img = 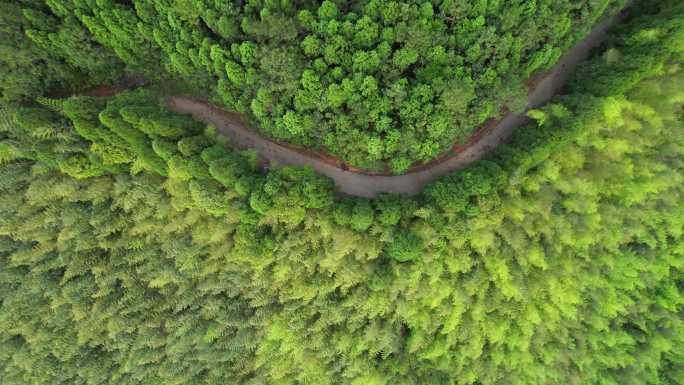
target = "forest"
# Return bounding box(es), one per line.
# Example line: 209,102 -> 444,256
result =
1,0 -> 684,384
1,0 -> 629,171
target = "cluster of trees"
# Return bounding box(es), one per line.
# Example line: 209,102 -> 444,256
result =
0,1 -> 123,103
2,87 -> 337,230
1,2 -> 683,384
5,0 -> 626,172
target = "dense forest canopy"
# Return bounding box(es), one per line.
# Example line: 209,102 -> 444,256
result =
1,1 -> 684,385
1,0 -> 628,172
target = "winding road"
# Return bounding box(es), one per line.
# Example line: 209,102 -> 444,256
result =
166,8 -> 628,198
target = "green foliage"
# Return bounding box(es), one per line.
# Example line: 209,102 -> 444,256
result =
8,0 -> 627,172
0,1 -> 123,102
0,3 -> 683,385
386,230 -> 423,262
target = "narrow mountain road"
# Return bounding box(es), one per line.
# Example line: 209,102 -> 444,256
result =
167,8 -> 628,198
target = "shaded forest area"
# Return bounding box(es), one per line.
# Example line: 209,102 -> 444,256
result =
1,1 -> 683,384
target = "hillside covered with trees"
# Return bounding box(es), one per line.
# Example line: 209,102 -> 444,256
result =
2,0 -> 630,171
1,1 -> 683,385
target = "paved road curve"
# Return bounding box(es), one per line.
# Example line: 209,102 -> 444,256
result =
167,8 -> 628,198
